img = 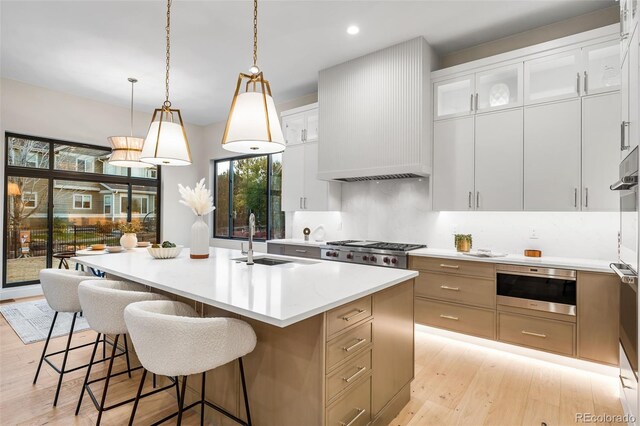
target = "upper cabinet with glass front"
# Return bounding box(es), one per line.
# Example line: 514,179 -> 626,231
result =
434,75 -> 474,120
524,49 -> 582,104
281,103 -> 319,146
583,39 -> 621,95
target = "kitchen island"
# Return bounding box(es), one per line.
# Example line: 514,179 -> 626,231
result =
74,247 -> 417,426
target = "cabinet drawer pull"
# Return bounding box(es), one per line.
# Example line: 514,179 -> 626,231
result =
439,264 -> 460,270
342,309 -> 367,322
342,366 -> 366,383
440,285 -> 460,291
340,408 -> 366,426
521,330 -> 547,338
295,249 -> 307,253
468,191 -> 472,208
474,93 -> 479,111
576,72 -> 580,94
470,94 -> 474,112
620,375 -> 634,390
342,338 -> 366,352
439,314 -> 459,321
583,71 -> 588,94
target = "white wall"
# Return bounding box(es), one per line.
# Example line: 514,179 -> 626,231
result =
289,179 -> 619,261
0,78 -> 203,295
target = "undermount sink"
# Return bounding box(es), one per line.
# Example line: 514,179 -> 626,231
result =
234,256 -> 294,266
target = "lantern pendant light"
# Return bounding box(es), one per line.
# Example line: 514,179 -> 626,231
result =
107,78 -> 151,168
221,0 -> 285,154
140,0 -> 192,166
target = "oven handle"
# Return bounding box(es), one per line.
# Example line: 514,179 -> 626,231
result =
610,175 -> 638,190
610,263 -> 638,285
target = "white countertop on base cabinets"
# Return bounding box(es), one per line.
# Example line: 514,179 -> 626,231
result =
410,248 -> 614,274
73,247 -> 417,328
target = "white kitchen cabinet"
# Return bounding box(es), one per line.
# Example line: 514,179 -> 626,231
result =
524,99 -> 582,211
583,40 -> 621,95
628,27 -> 639,154
524,49 -> 582,105
475,109 -> 523,211
582,92 -> 622,212
433,117 -> 475,211
434,75 -> 474,120
281,141 -> 341,211
281,103 -> 319,146
475,63 -> 523,113
620,0 -> 638,63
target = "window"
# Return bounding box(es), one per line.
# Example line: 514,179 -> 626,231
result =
73,194 -> 92,209
76,157 -> 93,173
104,194 -> 112,214
213,154 -> 285,241
22,192 -> 37,208
121,194 -> 149,215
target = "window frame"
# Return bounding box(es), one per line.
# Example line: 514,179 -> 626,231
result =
3,132 -> 162,289
73,194 -> 92,210
213,153 -> 283,242
21,191 -> 37,209
75,157 -> 94,173
104,194 -> 113,215
121,193 -> 149,215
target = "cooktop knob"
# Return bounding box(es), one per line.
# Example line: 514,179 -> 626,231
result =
391,258 -> 397,264
332,252 -> 339,257
370,256 -> 377,262
362,255 -> 369,261
346,253 -> 354,260
383,257 -> 390,263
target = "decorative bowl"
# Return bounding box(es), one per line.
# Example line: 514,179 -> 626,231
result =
106,246 -> 124,253
91,244 -> 106,251
137,241 -> 151,248
147,245 -> 183,259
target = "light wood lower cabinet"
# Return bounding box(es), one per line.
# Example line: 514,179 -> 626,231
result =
415,297 -> 496,339
326,376 -> 372,426
415,271 -> 495,308
409,256 -> 494,278
498,311 -> 576,356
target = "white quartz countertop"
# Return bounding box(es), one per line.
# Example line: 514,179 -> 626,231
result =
409,248 -> 614,274
267,239 -> 327,247
73,247 -> 417,328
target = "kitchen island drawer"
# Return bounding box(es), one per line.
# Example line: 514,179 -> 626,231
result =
415,272 -> 495,308
326,296 -> 372,338
326,349 -> 372,403
326,375 -> 372,426
415,298 -> 495,339
327,321 -> 372,370
283,244 -> 321,259
409,256 -> 494,278
498,312 -> 575,356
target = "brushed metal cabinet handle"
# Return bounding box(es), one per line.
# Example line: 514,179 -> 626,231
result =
468,191 -> 472,209
476,191 -> 480,209
576,72 -> 580,94
342,338 -> 366,352
470,94 -> 474,112
299,197 -> 303,209
440,314 -> 459,321
295,249 -> 307,253
440,285 -> 460,291
340,408 -> 366,426
474,93 -> 479,111
342,309 -> 367,322
304,197 -> 307,209
585,187 -> 589,208
440,264 -> 460,270
522,330 -> 547,338
622,121 -> 630,151
583,71 -> 588,94
342,366 -> 366,383
574,188 -> 578,208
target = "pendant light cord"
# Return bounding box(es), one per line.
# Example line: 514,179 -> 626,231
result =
253,0 -> 258,68
164,0 -> 172,108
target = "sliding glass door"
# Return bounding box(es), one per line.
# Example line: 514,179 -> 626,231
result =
3,133 -> 161,287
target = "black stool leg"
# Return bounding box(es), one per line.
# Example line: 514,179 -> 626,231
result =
174,376 -> 180,403
128,368 -> 147,426
153,373 -> 157,388
176,376 -> 188,426
200,372 -> 206,426
123,334 -> 132,378
52,312 -> 77,406
76,333 -> 101,415
33,311 -> 58,384
239,358 -> 252,426
96,334 -> 120,426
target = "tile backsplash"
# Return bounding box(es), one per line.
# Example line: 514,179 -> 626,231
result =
288,179 -> 618,260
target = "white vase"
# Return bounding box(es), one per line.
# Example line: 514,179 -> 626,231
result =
190,215 -> 210,259
120,233 -> 138,250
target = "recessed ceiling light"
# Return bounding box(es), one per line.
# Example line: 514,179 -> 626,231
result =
347,25 -> 360,35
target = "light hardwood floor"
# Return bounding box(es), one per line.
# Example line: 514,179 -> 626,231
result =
0,297 -> 625,426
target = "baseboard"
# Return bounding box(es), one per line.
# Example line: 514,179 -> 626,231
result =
0,284 -> 43,301
416,324 -> 618,378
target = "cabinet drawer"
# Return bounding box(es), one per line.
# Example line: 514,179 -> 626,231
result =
409,256 -> 494,278
327,321 -> 372,370
326,376 -> 371,426
415,298 -> 495,339
283,244 -> 321,259
267,243 -> 285,255
326,349 -> 372,403
415,272 -> 495,308
326,296 -> 372,338
498,312 -> 575,356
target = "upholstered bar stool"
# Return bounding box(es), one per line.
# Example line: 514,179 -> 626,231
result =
76,280 -> 171,426
34,269 -> 110,407
124,300 -> 257,426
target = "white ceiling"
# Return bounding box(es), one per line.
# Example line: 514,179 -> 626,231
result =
1,0 -> 614,126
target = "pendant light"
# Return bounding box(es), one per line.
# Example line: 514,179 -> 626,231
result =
140,0 -> 192,166
108,78 -> 151,168
221,0 -> 285,154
